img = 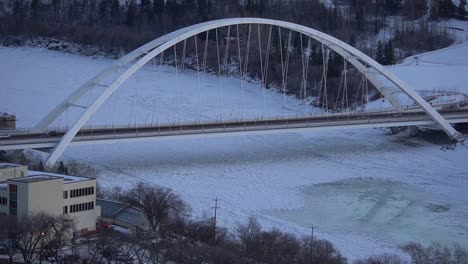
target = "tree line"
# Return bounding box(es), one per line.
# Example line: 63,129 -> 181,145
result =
1,181 -> 468,263
0,0 -> 459,109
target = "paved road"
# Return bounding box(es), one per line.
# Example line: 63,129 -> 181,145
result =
1,110 -> 468,151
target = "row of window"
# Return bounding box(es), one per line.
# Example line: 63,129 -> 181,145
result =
9,185 -> 17,216
64,187 -> 94,199
0,197 -> 7,205
9,184 -> 17,193
66,202 -> 95,214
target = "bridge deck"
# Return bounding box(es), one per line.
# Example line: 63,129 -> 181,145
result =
1,110 -> 468,151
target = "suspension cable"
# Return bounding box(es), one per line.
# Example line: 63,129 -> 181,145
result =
203,30 -> 209,79
321,44 -> 330,117
278,27 -> 286,113
151,57 -> 156,126
134,74 -> 138,130
243,24 -> 252,79
353,77 -> 364,109
223,26 -> 231,121
181,39 -> 187,72
264,25 -> 272,91
243,25 -> 252,120
223,25 -> 231,77
195,34 -> 202,124
334,59 -> 346,111
344,60 -> 349,117
283,30 -> 292,117
215,28 -> 222,122
236,24 -> 244,118
304,37 -> 311,116
174,45 -> 181,124
257,24 -> 266,118
300,34 -> 306,115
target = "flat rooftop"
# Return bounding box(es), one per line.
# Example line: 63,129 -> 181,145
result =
6,172 -> 94,184
0,163 -> 94,184
0,163 -> 25,169
9,173 -> 94,184
28,170 -> 94,184
9,174 -> 62,183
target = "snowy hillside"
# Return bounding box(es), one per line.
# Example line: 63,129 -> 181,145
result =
1,32 -> 468,260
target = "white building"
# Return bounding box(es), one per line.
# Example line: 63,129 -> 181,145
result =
0,163 -> 101,233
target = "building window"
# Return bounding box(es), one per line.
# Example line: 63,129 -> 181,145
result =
69,202 -> 95,213
0,197 -> 7,205
63,191 -> 68,199
69,187 -> 95,198
9,184 -> 17,193
63,206 -> 68,214
9,184 -> 17,216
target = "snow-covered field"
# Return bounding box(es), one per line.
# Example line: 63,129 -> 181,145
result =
1,29 -> 468,259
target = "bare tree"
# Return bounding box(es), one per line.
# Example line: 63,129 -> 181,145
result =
401,242 -> 429,264
235,216 -> 262,260
401,242 -> 468,264
10,213 -> 73,264
0,216 -> 18,264
40,216 -> 74,263
65,160 -> 100,178
354,253 -> 408,264
297,237 -> 347,264
122,181 -> 191,234
235,217 -> 302,264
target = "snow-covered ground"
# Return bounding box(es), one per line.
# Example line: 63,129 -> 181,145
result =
1,30 -> 468,260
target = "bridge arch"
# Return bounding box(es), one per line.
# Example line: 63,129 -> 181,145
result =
38,18 -> 464,168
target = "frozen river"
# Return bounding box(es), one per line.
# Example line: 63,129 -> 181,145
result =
2,45 -> 468,260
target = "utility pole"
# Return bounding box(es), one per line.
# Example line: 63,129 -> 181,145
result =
310,225 -> 316,245
212,197 -> 220,242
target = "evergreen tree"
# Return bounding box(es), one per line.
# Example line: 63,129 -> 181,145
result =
459,0 -> 467,17
11,0 -> 26,17
349,35 -> 357,47
126,0 -> 137,27
30,0 -> 40,17
197,0 -> 211,20
38,161 -> 45,171
110,0 -> 120,21
402,0 -> 427,20
439,0 -> 456,18
376,41 -> 385,64
98,0 -> 109,21
354,6 -> 365,31
139,0 -> 152,18
153,0 -> 165,16
384,41 -> 396,65
385,0 -> 402,15
58,161 -> 66,174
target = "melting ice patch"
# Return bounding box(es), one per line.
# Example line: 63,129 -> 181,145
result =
270,177 -> 468,248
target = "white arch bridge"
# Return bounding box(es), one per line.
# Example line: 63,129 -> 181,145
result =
1,18 -> 467,168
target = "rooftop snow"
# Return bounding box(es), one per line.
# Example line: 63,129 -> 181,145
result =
28,170 -> 94,184
0,163 -> 25,169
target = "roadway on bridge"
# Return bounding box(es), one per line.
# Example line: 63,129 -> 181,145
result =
1,110 -> 468,151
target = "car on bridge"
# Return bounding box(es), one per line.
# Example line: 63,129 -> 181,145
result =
0,133 -> 11,139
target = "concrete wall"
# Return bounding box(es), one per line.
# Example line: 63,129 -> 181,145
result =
63,179 -> 100,231
3,174 -> 100,232
0,165 -> 28,182
0,115 -> 16,130
26,178 -> 63,217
